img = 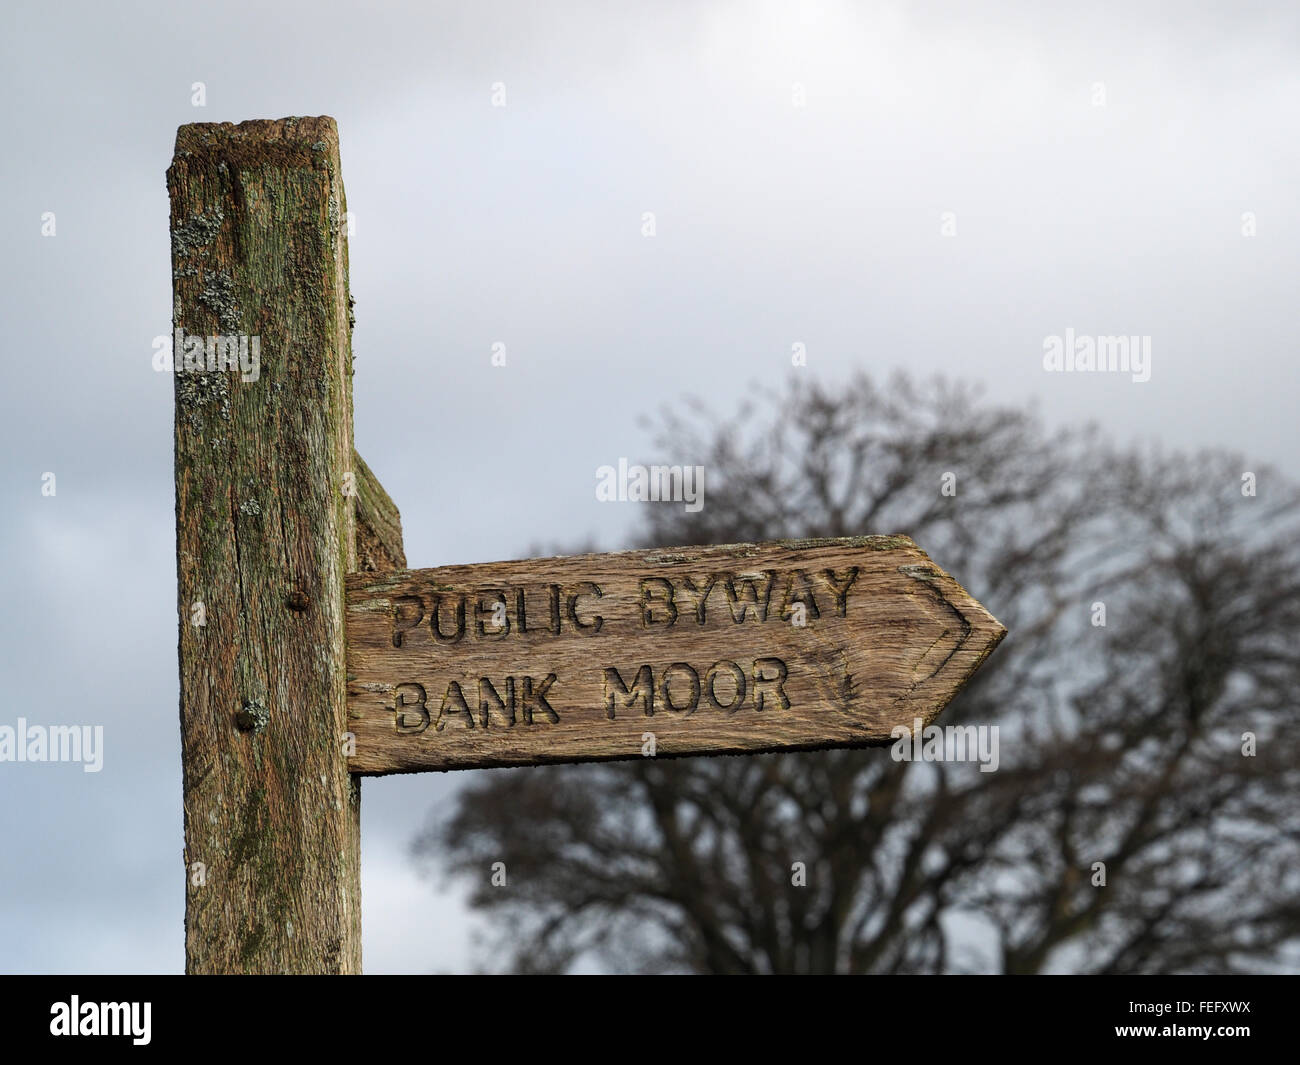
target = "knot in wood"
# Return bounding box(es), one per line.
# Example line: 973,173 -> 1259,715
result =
235,700 -> 269,733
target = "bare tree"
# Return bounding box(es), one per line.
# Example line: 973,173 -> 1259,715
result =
413,373 -> 1300,973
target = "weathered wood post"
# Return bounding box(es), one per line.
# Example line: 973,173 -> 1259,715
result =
169,117 -> 401,974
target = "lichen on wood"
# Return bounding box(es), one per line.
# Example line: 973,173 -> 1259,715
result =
170,116 -> 365,974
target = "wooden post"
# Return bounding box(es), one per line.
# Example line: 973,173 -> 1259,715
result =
169,117 -> 379,973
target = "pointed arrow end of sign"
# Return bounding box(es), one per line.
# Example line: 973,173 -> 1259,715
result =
884,557 -> 1007,737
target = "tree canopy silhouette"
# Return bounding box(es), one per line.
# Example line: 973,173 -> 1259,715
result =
413,372 -> 1300,974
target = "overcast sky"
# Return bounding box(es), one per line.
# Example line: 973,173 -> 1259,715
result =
1,0 -> 1297,973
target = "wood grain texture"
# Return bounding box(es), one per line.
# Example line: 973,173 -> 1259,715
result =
353,450 -> 406,572
170,116 -> 362,973
345,536 -> 1005,775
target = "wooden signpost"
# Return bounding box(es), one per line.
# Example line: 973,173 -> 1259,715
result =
169,117 -> 1005,974
347,538 -> 1004,774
